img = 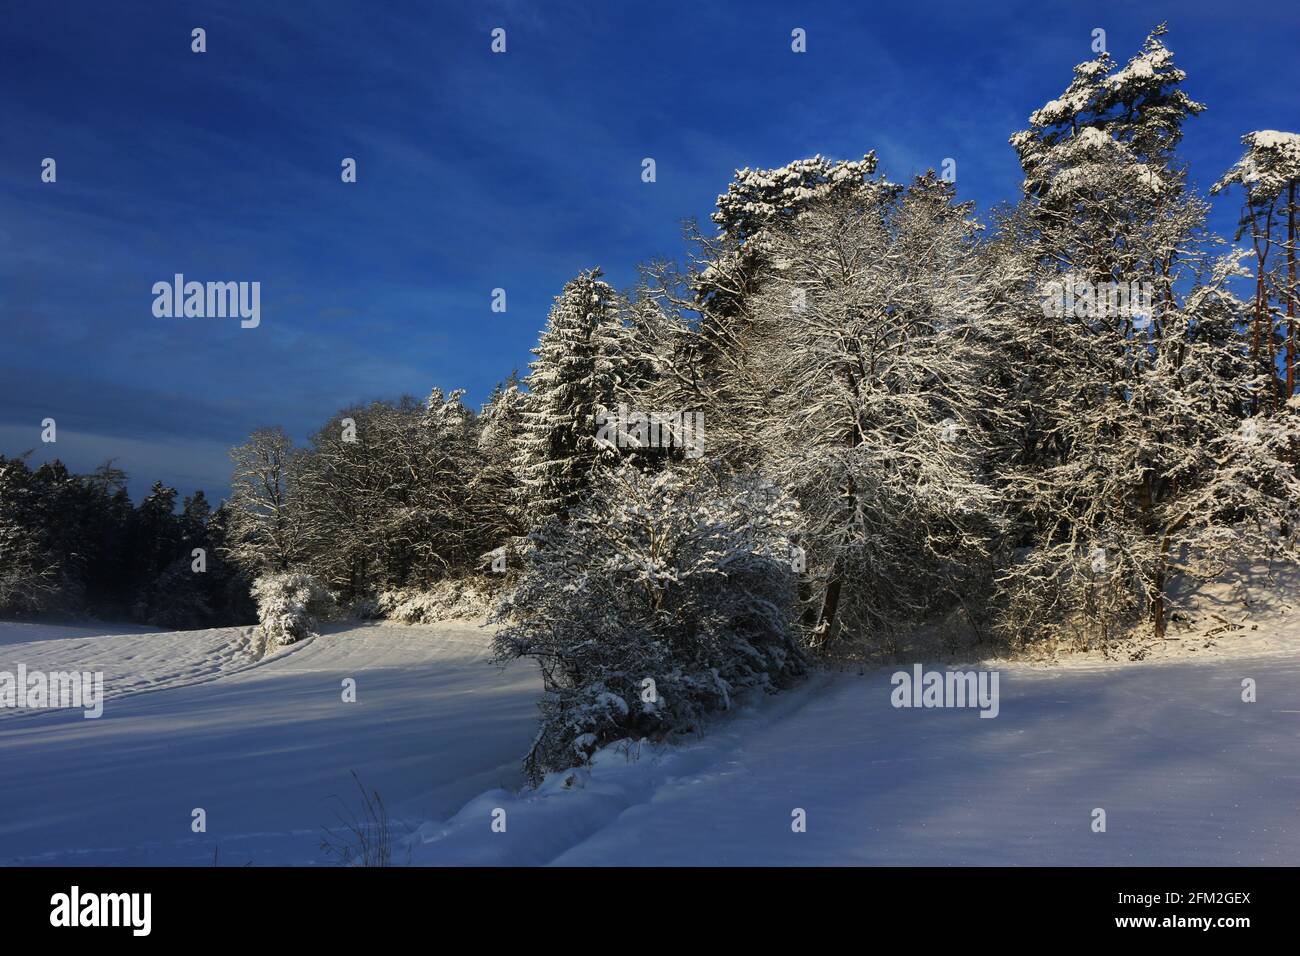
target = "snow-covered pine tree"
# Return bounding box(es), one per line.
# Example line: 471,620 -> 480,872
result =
476,372 -> 528,543
516,268 -> 623,525
0,455 -> 59,614
417,386 -> 493,572
1212,130 -> 1300,403
1010,22 -> 1204,202
988,25 -> 1297,643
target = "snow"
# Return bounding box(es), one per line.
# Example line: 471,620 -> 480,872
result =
411,640 -> 1300,866
1106,51 -> 1159,89
1213,130 -> 1300,198
1072,126 -> 1113,150
0,620 -> 252,701
4,588 -> 1299,866
1247,130 -> 1300,151
0,620 -> 541,865
1029,86 -> 1095,129
406,568 -> 1300,866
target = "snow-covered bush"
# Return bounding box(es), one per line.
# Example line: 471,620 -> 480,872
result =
251,571 -> 334,650
492,464 -> 805,784
347,595 -> 382,621
375,578 -> 498,624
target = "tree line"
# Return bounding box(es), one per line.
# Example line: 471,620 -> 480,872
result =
0,457 -> 252,627
4,23 -> 1298,778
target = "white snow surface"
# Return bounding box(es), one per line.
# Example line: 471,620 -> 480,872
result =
411,652 -> 1300,866
3,606 -> 1298,866
406,569 -> 1300,866
0,620 -> 541,865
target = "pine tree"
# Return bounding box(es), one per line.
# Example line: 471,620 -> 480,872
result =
0,455 -> 59,614
516,269 -> 623,524
988,25 -> 1296,642
127,481 -> 182,618
477,372 -> 528,542
1212,130 -> 1300,404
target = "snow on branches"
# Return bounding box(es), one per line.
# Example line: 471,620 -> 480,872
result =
491,465 -> 803,783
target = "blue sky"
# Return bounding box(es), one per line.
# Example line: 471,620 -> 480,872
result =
2,0 -> 1296,502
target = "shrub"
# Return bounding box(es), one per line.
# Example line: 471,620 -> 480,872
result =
374,578 -> 497,624
251,571 -> 334,650
493,464 -> 805,784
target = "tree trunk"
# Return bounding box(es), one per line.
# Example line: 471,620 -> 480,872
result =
798,579 -> 818,628
815,394 -> 865,645
1152,572 -> 1166,639
1247,202 -> 1270,411
816,575 -> 843,644
1288,180 -> 1296,398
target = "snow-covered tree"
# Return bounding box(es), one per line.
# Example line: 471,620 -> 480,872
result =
516,269 -> 623,524
417,386 -> 496,570
1010,22 -> 1204,201
679,156 -> 899,469
0,455 -> 59,614
476,372 -> 528,541
987,26 -> 1298,643
744,173 -> 1003,643
225,427 -> 306,574
712,153 -> 885,245
479,373 -> 526,457
292,393 -> 488,596
1212,130 -> 1300,403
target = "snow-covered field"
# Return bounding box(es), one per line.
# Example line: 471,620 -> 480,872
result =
2,614 -> 1298,866
414,654 -> 1300,866
0,620 -> 541,865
